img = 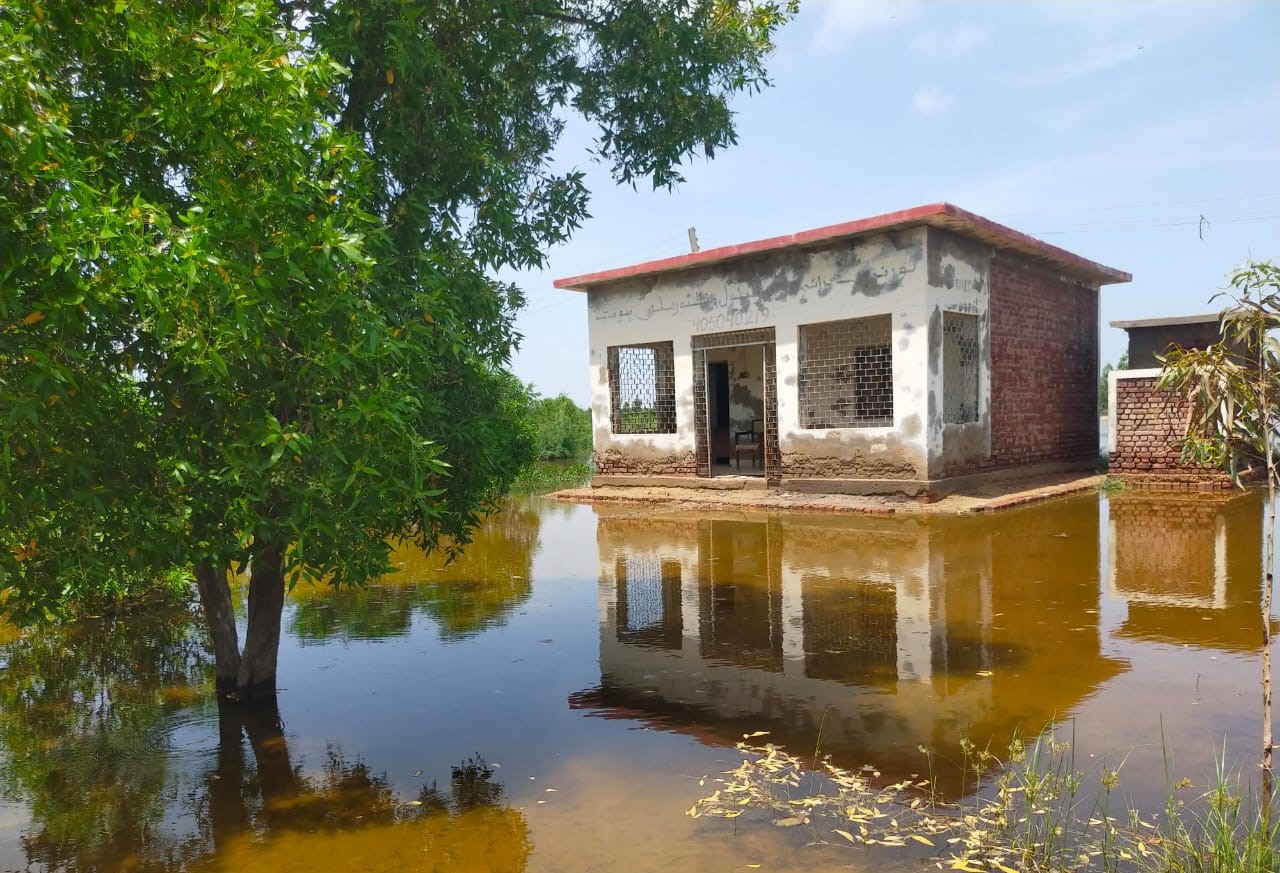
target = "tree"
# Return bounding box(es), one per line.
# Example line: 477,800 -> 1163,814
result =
1157,260 -> 1278,778
0,1 -> 795,700
527,390 -> 593,461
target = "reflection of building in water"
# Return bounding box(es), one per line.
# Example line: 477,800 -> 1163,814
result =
1107,491 -> 1267,652
573,503 -> 1127,788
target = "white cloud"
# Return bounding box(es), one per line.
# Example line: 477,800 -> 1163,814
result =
911,23 -> 987,58
808,0 -> 921,53
911,85 -> 955,117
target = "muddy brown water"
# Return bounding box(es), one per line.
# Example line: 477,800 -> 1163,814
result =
0,491 -> 1274,872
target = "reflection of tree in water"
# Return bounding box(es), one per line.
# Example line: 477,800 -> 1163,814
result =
395,755 -> 531,873
0,606 -> 210,873
289,500 -> 540,643
0,611 -> 529,873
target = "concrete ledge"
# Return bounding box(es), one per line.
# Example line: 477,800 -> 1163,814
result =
928,459 -> 1100,498
781,477 -> 927,497
554,470 -> 1107,516
591,474 -> 768,491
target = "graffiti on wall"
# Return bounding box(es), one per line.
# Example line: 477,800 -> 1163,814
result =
591,261 -> 922,332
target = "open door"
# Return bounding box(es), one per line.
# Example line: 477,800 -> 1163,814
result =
692,329 -> 778,482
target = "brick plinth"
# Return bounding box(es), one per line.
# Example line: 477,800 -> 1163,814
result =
593,449 -> 698,477
781,452 -> 917,480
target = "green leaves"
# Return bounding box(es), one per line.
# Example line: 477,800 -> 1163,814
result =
1156,260 -> 1280,485
1,0 -> 790,626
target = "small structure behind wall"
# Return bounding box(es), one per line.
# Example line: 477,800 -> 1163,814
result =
1107,314 -> 1235,490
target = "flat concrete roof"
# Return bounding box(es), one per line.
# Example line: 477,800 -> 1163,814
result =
555,202 -> 1133,291
1109,313 -> 1220,329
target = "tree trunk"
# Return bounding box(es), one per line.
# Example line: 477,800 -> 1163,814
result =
236,543 -> 286,702
194,559 -> 242,698
1261,296 -> 1274,780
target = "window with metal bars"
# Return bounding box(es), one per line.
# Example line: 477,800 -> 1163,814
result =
798,315 -> 894,428
942,312 -> 980,424
607,342 -> 677,434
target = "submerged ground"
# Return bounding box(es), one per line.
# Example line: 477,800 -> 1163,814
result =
0,490 -> 1273,872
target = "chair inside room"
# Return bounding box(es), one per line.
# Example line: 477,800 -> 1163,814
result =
733,418 -> 764,470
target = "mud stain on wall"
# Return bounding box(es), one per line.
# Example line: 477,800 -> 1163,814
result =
782,431 -> 925,480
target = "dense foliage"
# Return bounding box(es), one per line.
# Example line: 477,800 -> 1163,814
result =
526,389 -> 592,461
0,0 -> 794,698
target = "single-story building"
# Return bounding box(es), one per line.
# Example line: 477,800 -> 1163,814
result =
1107,313 -> 1238,490
555,203 -> 1131,496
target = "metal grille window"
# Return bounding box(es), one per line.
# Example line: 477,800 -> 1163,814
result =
607,342 -> 676,434
798,315 -> 894,429
942,312 -> 980,424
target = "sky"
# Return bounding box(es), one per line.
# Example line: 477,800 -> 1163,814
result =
506,0 -> 1280,404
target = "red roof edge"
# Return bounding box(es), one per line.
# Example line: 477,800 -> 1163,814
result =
553,202 -> 1132,291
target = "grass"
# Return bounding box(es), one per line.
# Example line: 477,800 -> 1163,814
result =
1099,476 -> 1128,494
508,460 -> 592,494
688,724 -> 1278,873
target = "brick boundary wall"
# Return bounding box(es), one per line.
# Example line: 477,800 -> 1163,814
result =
944,257 -> 1100,477
1108,372 -> 1233,490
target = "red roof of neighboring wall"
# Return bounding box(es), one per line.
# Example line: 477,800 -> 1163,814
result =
554,202 -> 1132,291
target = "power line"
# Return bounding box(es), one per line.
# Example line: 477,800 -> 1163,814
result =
1031,213 -> 1280,236
993,191 -> 1280,220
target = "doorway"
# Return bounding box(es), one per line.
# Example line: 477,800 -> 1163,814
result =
692,328 -> 780,483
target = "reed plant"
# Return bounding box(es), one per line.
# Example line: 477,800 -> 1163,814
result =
689,724 -> 1278,873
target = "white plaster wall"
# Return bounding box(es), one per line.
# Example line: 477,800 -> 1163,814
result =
585,228 -> 934,471
925,230 -> 993,476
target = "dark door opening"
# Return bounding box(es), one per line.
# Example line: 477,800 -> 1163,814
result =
708,361 -> 731,464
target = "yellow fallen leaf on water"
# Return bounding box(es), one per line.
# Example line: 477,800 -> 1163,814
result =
909,834 -> 934,846
995,865 -> 1020,873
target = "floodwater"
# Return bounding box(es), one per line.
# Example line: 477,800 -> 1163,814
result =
0,491 -> 1275,872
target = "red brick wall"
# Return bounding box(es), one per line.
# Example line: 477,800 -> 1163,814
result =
1110,375 -> 1233,489
944,257 -> 1099,476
